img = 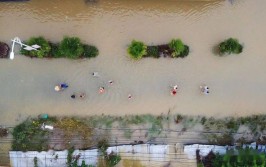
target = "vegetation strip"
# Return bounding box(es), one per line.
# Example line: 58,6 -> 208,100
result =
127,39 -> 189,60
9,114 -> 266,152
197,148 -> 266,167
20,36 -> 99,59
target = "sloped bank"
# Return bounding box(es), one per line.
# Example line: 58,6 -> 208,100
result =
11,114 -> 266,152
9,114 -> 266,166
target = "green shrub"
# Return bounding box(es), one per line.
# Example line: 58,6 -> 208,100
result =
106,153 -> 121,167
211,148 -> 266,167
219,38 -> 243,55
83,44 -> 99,58
67,147 -> 75,167
147,46 -> 159,58
50,43 -> 63,58
12,119 -> 49,151
97,139 -> 109,154
174,114 -> 183,124
127,40 -> 147,60
168,39 -> 185,58
20,37 -> 51,58
59,37 -> 84,59
34,157 -> 38,167
200,117 -> 207,125
179,45 -> 189,58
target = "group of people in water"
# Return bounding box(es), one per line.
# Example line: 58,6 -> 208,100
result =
54,72 -> 209,99
54,83 -> 86,99
170,85 -> 210,95
54,72 -> 133,100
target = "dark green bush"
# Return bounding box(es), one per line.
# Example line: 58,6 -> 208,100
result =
174,114 -> 183,124
34,157 -> 38,167
50,43 -> 63,58
106,153 -> 121,167
83,44 -> 99,58
179,45 -> 189,58
67,147 -> 75,167
12,119 -> 49,151
219,38 -> 243,55
59,37 -> 84,59
211,148 -> 266,167
168,39 -> 185,58
147,46 -> 159,58
127,40 -> 147,60
20,37 -> 51,58
97,139 -> 109,154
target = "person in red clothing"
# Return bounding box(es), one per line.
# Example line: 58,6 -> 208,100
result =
171,89 -> 177,96
171,85 -> 178,96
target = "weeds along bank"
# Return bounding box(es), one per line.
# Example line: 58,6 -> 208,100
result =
2,113 -> 265,166
7,114 -> 266,152
196,148 -> 266,167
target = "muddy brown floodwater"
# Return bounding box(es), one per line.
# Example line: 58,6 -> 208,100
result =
0,0 -> 266,126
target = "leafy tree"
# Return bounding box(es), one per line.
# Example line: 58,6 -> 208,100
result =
212,153 -> 223,167
168,39 -> 185,57
20,37 -> 51,58
12,119 -> 49,151
179,45 -> 190,58
219,38 -> 243,55
127,40 -> 147,60
83,44 -> 99,58
106,153 -> 121,167
59,37 -> 84,59
97,139 -> 121,167
97,139 -> 109,155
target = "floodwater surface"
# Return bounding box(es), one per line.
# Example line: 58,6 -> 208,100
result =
0,0 -> 266,126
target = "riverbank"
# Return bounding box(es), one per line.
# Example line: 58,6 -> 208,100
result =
3,113 -> 266,166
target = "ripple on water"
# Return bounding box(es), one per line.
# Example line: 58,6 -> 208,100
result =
0,0 -> 224,22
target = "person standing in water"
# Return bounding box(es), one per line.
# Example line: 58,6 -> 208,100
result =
200,85 -> 210,95
99,87 -> 105,94
170,85 -> 178,96
108,80 -> 113,85
54,83 -> 69,92
92,72 -> 100,77
71,93 -> 86,99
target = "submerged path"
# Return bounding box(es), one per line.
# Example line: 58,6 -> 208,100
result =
0,0 -> 266,125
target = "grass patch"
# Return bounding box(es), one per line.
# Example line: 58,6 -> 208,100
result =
12,118 -> 56,151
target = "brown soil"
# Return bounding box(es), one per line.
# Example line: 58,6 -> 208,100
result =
0,127 -> 8,137
0,42 -> 9,58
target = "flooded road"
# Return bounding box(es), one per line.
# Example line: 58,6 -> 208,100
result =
0,0 -> 266,126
